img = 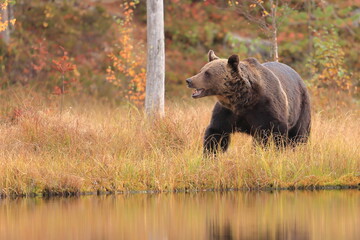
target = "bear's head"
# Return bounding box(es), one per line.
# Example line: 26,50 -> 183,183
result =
186,50 -> 252,99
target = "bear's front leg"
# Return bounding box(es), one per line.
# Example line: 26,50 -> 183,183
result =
203,103 -> 234,156
204,127 -> 231,155
252,122 -> 288,149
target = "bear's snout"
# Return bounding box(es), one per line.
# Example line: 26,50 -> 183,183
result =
186,78 -> 193,88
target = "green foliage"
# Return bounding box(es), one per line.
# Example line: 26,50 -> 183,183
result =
224,33 -> 269,60
307,26 -> 353,102
164,1 -> 240,52
1,0 -> 16,4
224,33 -> 248,56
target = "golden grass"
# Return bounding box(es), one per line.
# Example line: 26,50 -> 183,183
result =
0,89 -> 359,196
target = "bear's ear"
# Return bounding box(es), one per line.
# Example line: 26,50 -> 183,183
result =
208,50 -> 219,62
228,54 -> 239,71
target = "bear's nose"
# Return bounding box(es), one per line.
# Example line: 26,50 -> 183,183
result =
186,78 -> 193,87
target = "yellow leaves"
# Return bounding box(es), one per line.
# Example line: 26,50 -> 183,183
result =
0,0 -> 16,32
107,0 -> 146,106
44,5 -> 54,19
128,69 -> 135,77
0,1 -> 8,10
0,18 -> 16,32
228,0 -> 240,6
262,10 -> 269,17
250,4 -> 257,8
0,22 -> 7,32
73,65 -> 80,77
43,22 -> 49,28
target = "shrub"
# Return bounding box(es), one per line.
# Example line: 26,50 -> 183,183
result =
106,0 -> 146,106
307,26 -> 355,106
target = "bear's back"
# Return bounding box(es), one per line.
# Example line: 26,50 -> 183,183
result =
261,62 -> 308,128
262,62 -> 304,87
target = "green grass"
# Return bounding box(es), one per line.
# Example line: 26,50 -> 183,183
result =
0,89 -> 359,197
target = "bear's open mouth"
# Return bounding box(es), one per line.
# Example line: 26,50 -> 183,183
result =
192,88 -> 205,98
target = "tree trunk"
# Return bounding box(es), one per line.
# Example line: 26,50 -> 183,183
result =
0,4 -> 12,44
270,0 -> 279,62
145,0 -> 165,117
307,0 -> 314,56
272,28 -> 279,62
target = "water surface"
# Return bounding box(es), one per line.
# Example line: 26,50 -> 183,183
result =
0,190 -> 359,240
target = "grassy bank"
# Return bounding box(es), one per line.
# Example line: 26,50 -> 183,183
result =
0,90 -> 359,197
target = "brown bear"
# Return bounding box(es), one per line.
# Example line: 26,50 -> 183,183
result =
186,50 -> 311,154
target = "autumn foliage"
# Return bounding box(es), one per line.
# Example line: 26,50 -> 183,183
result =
308,27 -> 356,106
52,48 -> 75,75
106,0 -> 146,106
52,46 -> 77,95
0,0 -> 15,32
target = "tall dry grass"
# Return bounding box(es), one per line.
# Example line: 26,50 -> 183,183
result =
0,89 -> 359,196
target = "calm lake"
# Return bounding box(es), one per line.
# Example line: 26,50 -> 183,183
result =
0,190 -> 359,240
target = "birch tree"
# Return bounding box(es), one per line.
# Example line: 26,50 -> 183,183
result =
145,0 -> 165,117
230,0 -> 290,62
0,0 -> 15,45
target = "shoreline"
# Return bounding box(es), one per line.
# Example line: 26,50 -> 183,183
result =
1,184 -> 359,199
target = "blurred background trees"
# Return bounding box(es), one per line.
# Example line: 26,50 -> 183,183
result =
0,0 -> 15,44
0,0 -> 359,108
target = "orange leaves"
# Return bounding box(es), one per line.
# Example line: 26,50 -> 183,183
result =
106,0 -> 146,106
31,41 -> 49,73
52,85 -> 63,96
52,46 -> 77,96
127,69 -> 146,105
52,47 -> 75,74
52,55 -> 75,75
204,0 -> 217,6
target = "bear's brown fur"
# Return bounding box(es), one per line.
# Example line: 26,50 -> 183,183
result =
186,50 -> 311,154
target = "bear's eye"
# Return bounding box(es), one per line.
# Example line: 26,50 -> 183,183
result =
204,71 -> 211,77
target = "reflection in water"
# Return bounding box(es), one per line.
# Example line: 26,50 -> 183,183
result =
207,220 -> 310,240
208,221 -> 234,240
0,190 -> 359,240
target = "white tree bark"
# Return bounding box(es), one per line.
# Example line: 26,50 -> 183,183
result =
272,27 -> 279,62
270,0 -> 279,62
0,4 -> 11,44
145,0 -> 165,117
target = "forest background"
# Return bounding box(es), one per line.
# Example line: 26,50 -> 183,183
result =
0,0 -> 359,107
